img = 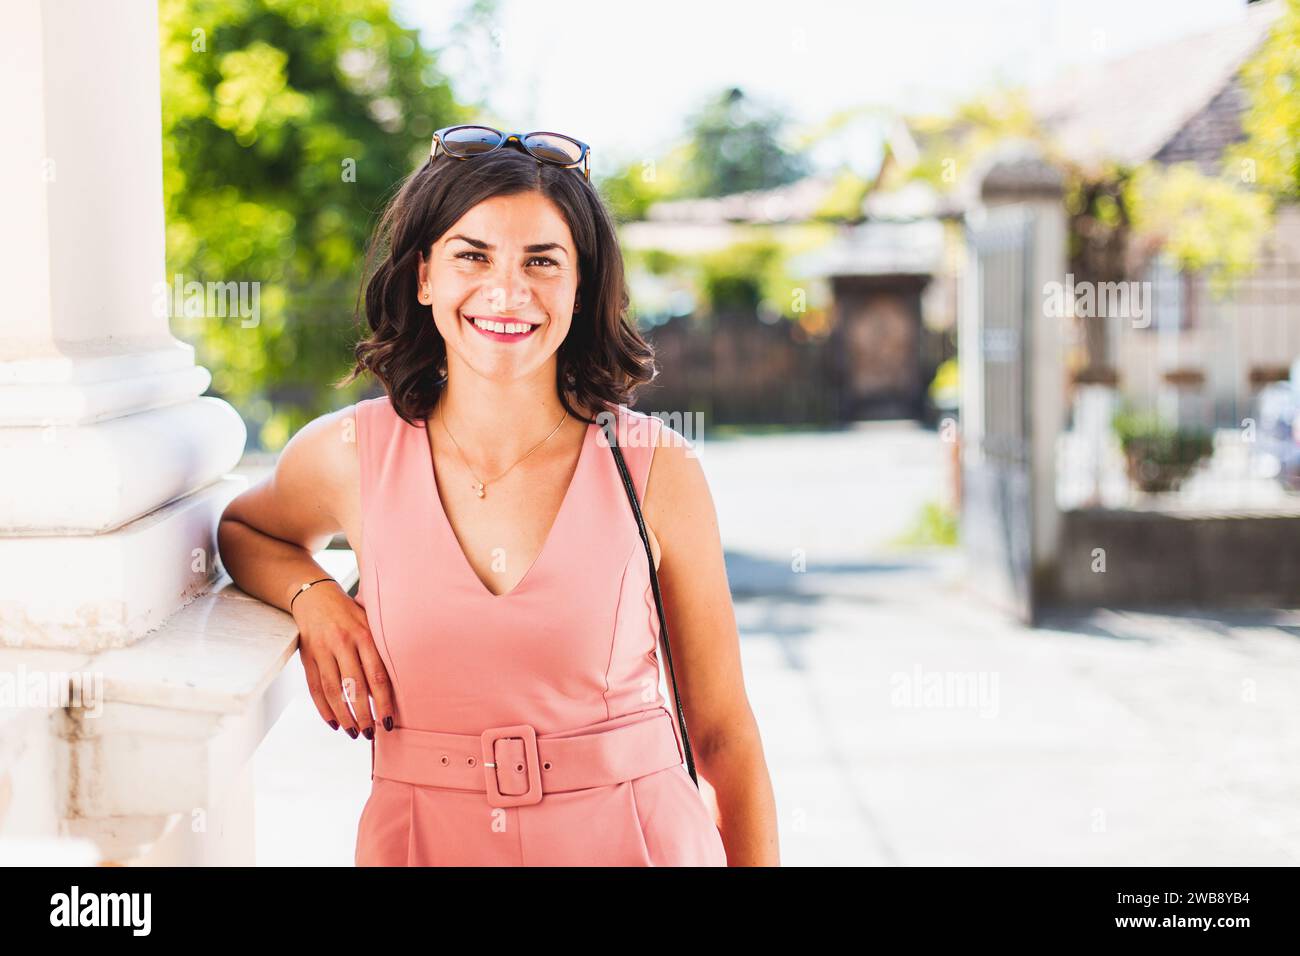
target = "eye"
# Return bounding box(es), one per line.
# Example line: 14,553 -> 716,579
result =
454,251 -> 557,268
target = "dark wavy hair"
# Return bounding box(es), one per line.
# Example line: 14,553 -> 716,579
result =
339,147 -> 657,426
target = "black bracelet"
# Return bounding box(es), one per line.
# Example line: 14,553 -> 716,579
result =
290,577 -> 336,613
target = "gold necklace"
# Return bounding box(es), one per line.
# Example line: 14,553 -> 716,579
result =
438,400 -> 569,499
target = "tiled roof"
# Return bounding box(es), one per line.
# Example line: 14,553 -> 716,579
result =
1027,0 -> 1282,171
787,219 -> 946,278
643,171 -> 844,224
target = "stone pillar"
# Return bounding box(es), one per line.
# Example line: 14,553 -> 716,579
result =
982,157 -> 1068,602
0,0 -> 247,650
0,0 -> 266,865
963,141 -> 1068,617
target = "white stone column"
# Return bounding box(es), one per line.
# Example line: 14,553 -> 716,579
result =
0,0 -> 297,866
0,0 -> 247,650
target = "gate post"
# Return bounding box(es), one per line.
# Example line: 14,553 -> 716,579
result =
963,143 -> 1067,622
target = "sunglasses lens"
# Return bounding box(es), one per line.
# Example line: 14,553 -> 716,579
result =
523,133 -> 584,165
441,126 -> 503,156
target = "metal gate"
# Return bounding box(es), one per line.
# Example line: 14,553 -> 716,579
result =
961,205 -> 1038,623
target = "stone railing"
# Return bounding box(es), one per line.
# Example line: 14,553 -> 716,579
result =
0,546 -> 358,864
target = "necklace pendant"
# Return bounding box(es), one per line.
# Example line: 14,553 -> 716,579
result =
474,481 -> 485,498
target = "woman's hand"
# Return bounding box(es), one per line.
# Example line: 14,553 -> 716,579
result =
292,579 -> 395,739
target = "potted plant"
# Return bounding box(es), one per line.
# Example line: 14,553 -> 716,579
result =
1112,408 -> 1214,493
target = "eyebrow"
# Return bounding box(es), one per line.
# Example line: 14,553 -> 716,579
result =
445,234 -> 568,256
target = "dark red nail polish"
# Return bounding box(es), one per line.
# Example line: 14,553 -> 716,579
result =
363,727 -> 374,740
329,720 -> 339,730
384,716 -> 393,732
347,727 -> 359,739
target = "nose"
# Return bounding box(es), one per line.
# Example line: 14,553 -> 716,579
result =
481,261 -> 533,314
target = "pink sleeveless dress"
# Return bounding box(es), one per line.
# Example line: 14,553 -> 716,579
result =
351,394 -> 727,866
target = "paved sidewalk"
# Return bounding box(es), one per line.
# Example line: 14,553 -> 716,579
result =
710,424 -> 1300,865
738,550 -> 1300,865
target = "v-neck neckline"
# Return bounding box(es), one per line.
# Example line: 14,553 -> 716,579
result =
418,413 -> 595,599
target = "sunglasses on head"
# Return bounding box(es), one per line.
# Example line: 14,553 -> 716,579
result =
431,125 -> 591,181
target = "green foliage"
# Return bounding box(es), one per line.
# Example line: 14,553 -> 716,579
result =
1073,2 -> 1297,294
905,89 -> 1042,190
601,85 -> 822,225
1124,163 -> 1273,295
811,169 -> 873,222
600,88 -> 816,219
1112,408 -> 1212,455
598,142 -> 693,223
698,242 -> 772,310
906,85 -> 1275,299
160,0 -> 468,449
623,220 -> 840,329
676,88 -> 811,198
625,246 -> 690,277
890,500 -> 959,548
928,357 -> 959,409
1226,0 -> 1300,199
696,238 -> 812,319
1112,408 -> 1214,492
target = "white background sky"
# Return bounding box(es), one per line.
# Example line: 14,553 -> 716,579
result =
394,0 -> 1262,175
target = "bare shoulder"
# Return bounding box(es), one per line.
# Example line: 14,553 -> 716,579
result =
282,403 -> 361,495
642,415 -> 715,549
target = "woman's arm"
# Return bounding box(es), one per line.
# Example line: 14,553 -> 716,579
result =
217,406 -> 355,611
643,423 -> 780,866
217,405 -> 394,739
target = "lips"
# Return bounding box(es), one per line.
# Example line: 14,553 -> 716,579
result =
463,313 -> 541,342
465,314 -> 540,328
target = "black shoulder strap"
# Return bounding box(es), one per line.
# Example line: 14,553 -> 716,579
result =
600,414 -> 699,788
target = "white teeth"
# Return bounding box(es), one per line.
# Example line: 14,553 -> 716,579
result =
469,316 -> 534,334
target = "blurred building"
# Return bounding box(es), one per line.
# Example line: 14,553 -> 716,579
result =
953,0 -> 1300,618
1027,0 -> 1296,433
619,173 -> 849,424
620,128 -> 960,424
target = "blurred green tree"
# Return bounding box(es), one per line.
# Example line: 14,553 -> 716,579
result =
1226,0 -> 1300,199
677,88 -> 811,198
160,0 -> 472,450
600,87 -> 816,221
597,139 -> 695,223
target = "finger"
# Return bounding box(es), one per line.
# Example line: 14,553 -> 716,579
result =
354,635 -> 396,731
314,651 -> 360,737
300,651 -> 340,730
336,644 -> 376,739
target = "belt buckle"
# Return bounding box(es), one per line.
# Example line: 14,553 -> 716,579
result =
480,723 -> 543,808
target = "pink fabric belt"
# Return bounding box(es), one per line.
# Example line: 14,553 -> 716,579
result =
371,707 -> 685,808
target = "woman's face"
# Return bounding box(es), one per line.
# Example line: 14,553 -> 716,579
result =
419,191 -> 580,385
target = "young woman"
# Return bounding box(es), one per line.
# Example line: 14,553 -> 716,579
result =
217,126 -> 778,866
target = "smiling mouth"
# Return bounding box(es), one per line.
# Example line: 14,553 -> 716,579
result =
463,314 -> 542,339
